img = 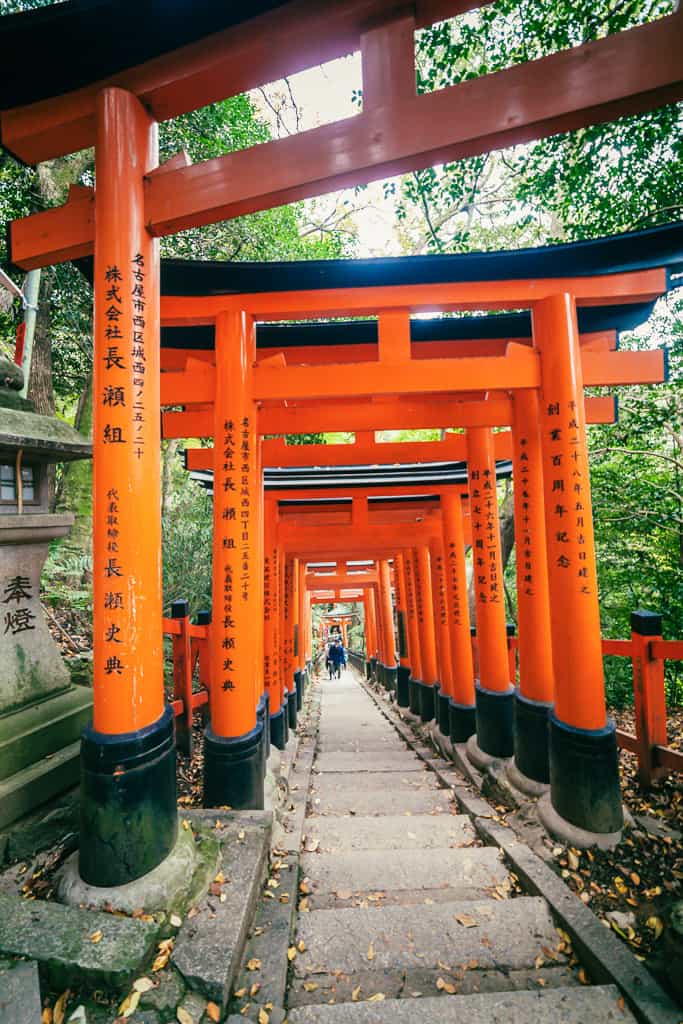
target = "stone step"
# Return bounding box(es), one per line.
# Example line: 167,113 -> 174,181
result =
292,898 -> 563,984
300,847 -> 506,905
0,891 -> 158,992
0,685 -> 93,782
312,770 -> 440,796
304,814 -> 477,852
286,985 -> 635,1023
314,751 -> 422,773
308,786 -> 454,817
0,741 -> 82,831
316,734 -> 407,754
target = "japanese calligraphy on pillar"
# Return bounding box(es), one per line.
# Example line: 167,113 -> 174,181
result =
413,552 -> 424,626
446,535 -> 462,626
240,417 -> 251,603
2,575 -> 36,637
517,437 -> 535,598
217,419 -> 237,695
433,547 -> 448,629
470,468 -> 501,606
543,400 -> 594,595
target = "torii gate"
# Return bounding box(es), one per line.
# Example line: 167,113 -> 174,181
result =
3,0 -> 682,886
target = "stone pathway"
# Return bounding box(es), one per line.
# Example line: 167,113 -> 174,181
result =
284,670 -> 635,1023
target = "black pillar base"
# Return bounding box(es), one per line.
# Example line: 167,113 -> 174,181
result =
449,699 -> 476,744
270,706 -> 287,751
514,691 -> 551,784
294,670 -> 303,711
283,700 -> 290,744
418,681 -> 435,723
383,664 -> 397,693
549,713 -> 623,833
79,705 -> 177,887
257,692 -> 270,761
438,691 -> 450,736
396,665 -> 411,707
365,660 -> 372,680
204,720 -> 265,810
408,677 -> 421,715
475,681 -> 515,758
370,657 -> 378,682
287,688 -> 298,730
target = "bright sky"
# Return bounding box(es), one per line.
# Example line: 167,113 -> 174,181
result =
250,54 -> 403,258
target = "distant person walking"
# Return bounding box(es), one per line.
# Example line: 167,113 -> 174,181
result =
329,639 -> 346,679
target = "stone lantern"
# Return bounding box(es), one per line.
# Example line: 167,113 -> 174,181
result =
0,357 -> 93,829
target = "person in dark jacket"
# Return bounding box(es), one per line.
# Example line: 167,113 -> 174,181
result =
329,640 -> 345,678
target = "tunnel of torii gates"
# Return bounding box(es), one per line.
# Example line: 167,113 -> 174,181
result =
3,0 -> 683,888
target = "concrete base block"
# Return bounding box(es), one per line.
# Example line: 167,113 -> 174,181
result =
0,958 -> 42,1024
57,819 -> 215,915
0,739 -> 81,830
507,758 -> 550,798
537,792 -> 623,851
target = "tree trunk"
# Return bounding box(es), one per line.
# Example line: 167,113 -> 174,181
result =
27,266 -> 56,416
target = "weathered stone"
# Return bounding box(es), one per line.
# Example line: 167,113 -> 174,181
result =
172,818 -> 271,1007
313,752 -> 422,773
0,892 -> 159,991
0,958 -> 42,1024
5,792 -> 79,862
304,814 -> 476,852
138,966 -> 186,1013
286,985 -> 636,1023
177,989 -> 207,1021
0,741 -> 81,831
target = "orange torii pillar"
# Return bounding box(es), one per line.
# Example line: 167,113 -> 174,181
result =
440,490 -> 476,743
205,310 -> 265,809
404,549 -> 424,714
429,531 -> 455,738
393,553 -> 412,706
295,560 -> 306,709
508,389 -> 555,791
283,557 -> 298,730
534,295 -> 622,841
378,558 -> 397,691
467,428 -> 515,761
364,589 -> 379,680
80,88 -> 176,888
413,544 -> 439,722
264,503 -> 287,750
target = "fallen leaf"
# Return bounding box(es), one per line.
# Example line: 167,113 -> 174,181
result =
42,1011 -> 53,1024
336,889 -> 352,900
133,977 -> 155,993
367,993 -> 385,1002
288,946 -> 297,961
630,872 -> 641,887
299,898 -> 310,912
247,958 -> 262,970
170,913 -> 182,927
351,986 -> 362,1001
567,850 -> 580,871
436,977 -> 456,994
646,915 -> 664,940
367,942 -> 375,961
209,883 -> 222,897
88,929 -> 103,944
54,991 -> 71,1024
214,872 -> 225,884
258,1009 -> 270,1024
303,982 -> 319,992
118,990 -> 140,1018
177,1009 -> 194,1024
234,988 -> 247,998
182,819 -> 190,831
206,1003 -> 221,1023
279,894 -> 290,904
578,968 -> 590,985
299,881 -> 310,894
250,983 -> 261,997
454,913 -> 477,928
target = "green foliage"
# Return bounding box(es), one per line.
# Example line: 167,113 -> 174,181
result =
162,462 -> 214,616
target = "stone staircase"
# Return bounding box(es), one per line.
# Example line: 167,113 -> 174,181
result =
284,672 -> 636,1023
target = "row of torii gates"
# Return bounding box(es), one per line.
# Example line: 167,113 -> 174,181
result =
3,0 -> 683,889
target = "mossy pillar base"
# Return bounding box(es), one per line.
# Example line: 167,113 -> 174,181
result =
270,706 -> 287,751
449,699 -> 476,744
548,714 -> 623,835
408,677 -> 421,715
418,681 -> 435,723
203,720 -> 265,810
257,692 -> 270,761
438,691 -> 450,737
294,670 -> 303,711
370,657 -> 378,682
365,660 -> 372,680
396,666 -> 411,707
383,664 -> 397,693
79,705 -> 177,887
514,691 -> 551,784
475,682 -> 514,758
287,688 -> 298,730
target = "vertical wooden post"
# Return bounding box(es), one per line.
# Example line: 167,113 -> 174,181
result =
413,543 -> 438,722
204,309 -> 264,810
295,559 -> 305,708
393,552 -> 411,706
403,549 -> 423,714
440,489 -> 476,742
466,427 -> 514,759
510,390 -> 555,788
283,556 -> 298,731
366,586 -> 379,680
630,610 -> 668,787
265,500 -> 286,749
534,293 -> 622,838
429,532 -> 454,737
171,599 -> 193,757
81,87 -> 176,888
378,558 -> 397,690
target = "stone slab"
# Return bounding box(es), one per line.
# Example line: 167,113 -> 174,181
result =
0,892 -> 159,991
2,791 -> 78,864
0,684 -> 92,781
474,818 -> 683,1024
172,816 -> 271,1008
286,985 -> 635,1023
309,786 -> 453,817
0,958 -> 42,1024
313,752 -> 422,773
0,740 -> 81,830
300,846 -> 507,898
311,771 -> 439,796
293,897 -> 561,977
303,814 -> 476,852
316,735 -> 408,753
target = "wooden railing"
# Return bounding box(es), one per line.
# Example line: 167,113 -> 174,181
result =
163,601 -> 210,756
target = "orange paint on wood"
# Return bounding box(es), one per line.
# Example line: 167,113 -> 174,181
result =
440,489 -> 475,707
